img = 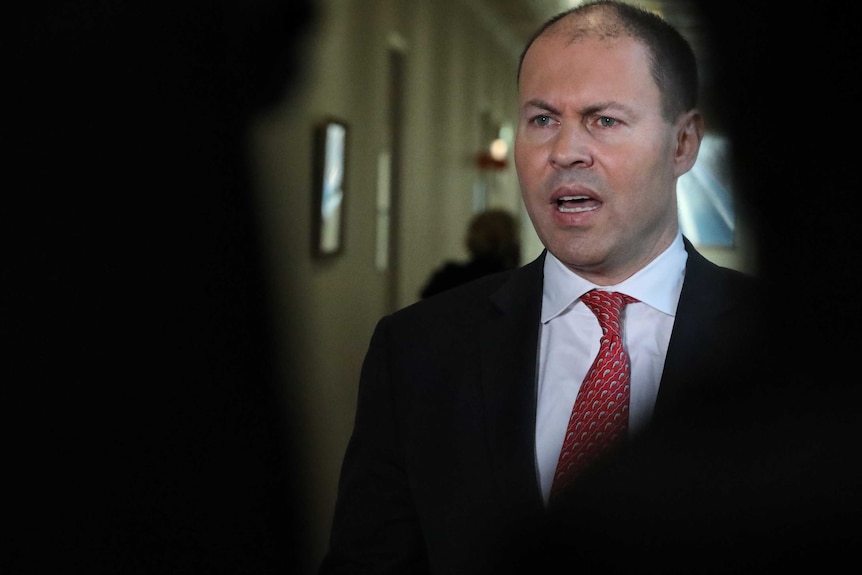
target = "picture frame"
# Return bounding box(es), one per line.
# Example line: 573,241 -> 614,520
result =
312,118 -> 349,257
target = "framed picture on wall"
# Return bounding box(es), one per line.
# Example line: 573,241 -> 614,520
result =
312,117 -> 349,257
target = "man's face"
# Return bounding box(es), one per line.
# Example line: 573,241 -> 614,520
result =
515,33 -> 700,285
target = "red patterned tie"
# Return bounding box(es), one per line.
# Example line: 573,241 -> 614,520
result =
551,290 -> 638,498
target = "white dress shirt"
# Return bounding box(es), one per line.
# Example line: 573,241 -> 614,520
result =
534,233 -> 687,504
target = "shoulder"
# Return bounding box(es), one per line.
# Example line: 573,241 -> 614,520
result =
680,242 -> 767,323
392,253 -> 546,332
683,265 -> 768,378
419,261 -> 470,298
683,240 -> 760,289
403,268 -> 517,326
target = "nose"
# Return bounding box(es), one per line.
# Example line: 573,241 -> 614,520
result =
549,123 -> 592,169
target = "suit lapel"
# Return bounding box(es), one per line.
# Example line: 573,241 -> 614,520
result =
479,252 -> 546,513
655,238 -> 739,418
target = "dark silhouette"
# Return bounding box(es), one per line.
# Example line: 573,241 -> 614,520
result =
6,1 -> 316,573
420,208 -> 521,298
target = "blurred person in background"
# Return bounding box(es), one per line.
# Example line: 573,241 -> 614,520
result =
420,208 -> 521,299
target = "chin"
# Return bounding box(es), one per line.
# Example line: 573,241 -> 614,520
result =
552,244 -> 598,268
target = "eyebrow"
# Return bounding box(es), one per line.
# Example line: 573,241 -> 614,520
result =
522,99 -> 560,115
522,98 -> 633,117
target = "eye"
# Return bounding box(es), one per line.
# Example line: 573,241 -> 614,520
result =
597,116 -> 618,128
531,114 -> 554,127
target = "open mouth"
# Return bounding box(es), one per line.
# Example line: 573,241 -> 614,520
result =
556,195 -> 600,213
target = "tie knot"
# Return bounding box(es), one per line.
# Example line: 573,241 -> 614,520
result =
580,290 -> 637,332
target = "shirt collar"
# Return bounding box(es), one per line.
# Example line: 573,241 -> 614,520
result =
541,233 -> 687,323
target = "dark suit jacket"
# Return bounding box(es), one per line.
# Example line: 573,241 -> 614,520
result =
320,238 -> 766,575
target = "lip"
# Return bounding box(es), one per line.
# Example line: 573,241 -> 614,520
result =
550,183 -> 598,203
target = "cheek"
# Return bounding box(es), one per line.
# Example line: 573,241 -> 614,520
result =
610,144 -> 671,191
514,141 -> 542,186
513,151 -> 528,187
618,162 -> 677,223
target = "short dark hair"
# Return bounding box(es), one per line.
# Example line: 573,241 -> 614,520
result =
466,209 -> 520,267
517,0 -> 699,122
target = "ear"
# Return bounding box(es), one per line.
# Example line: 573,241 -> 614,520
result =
673,109 -> 704,177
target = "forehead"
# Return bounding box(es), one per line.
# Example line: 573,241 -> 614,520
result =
519,34 -> 657,103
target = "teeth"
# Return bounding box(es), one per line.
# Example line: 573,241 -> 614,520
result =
559,204 -> 598,213
556,195 -> 597,213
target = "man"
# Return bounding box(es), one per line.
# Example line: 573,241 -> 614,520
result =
509,0 -> 862,571
319,2 -> 764,573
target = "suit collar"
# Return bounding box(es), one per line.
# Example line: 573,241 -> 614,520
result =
540,234 -> 687,321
